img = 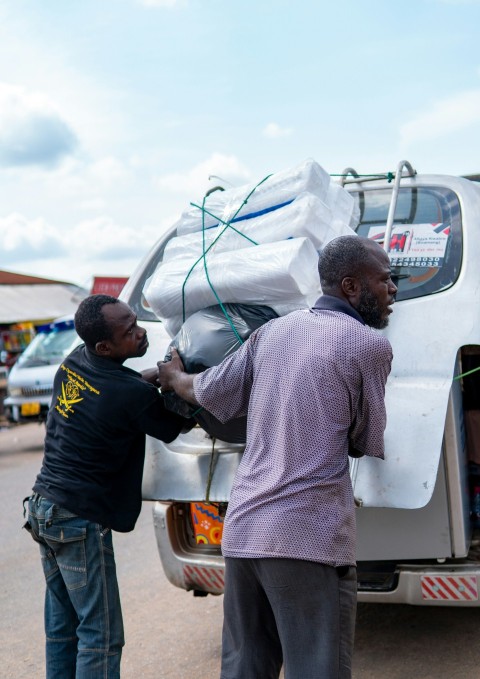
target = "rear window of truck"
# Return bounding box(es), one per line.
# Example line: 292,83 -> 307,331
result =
352,186 -> 462,301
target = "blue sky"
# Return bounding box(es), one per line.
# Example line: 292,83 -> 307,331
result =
1,0 -> 480,287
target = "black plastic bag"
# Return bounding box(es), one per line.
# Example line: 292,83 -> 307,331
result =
163,303 -> 277,443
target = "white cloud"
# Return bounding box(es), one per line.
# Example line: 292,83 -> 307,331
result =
0,82 -> 77,168
0,213 -> 65,262
87,157 -> 130,188
263,122 -> 293,139
7,154 -> 131,213
0,211 -> 160,272
400,89 -> 480,146
78,198 -> 108,212
155,153 -> 251,197
69,217 -> 158,259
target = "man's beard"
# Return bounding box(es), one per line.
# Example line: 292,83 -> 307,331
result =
356,283 -> 389,329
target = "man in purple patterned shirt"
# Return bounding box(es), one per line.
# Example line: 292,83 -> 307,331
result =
158,235 -> 397,679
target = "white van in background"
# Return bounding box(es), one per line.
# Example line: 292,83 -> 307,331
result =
4,317 -> 81,424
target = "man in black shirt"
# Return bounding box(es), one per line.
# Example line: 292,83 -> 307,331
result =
25,294 -> 185,679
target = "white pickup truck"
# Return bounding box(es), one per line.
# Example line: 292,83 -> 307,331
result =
122,160 -> 480,606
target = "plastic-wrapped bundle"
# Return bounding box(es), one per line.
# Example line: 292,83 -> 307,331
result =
162,301 -> 311,338
326,181 -> 360,230
144,237 -> 321,323
174,158 -> 331,236
173,304 -> 278,371
163,304 -> 278,443
163,315 -> 187,339
162,192 -> 357,265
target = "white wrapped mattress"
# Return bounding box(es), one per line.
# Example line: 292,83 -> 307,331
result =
174,158 -> 331,236
163,192 -> 356,264
144,158 -> 358,336
144,237 -> 321,324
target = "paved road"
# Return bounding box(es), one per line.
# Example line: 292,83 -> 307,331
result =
0,423 -> 223,679
2,423 -> 480,678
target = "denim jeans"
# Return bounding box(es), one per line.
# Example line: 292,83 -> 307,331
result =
221,557 -> 357,679
26,494 -> 125,679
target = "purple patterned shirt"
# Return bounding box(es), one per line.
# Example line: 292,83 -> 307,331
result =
193,297 -> 393,566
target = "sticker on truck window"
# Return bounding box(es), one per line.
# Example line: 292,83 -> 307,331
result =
368,223 -> 450,268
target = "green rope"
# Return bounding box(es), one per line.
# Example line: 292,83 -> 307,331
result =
184,178 -> 271,421
189,203 -> 259,246
454,365 -> 480,381
330,172 -> 395,183
180,203 -> 260,319
205,437 -> 217,502
199,196 -> 244,343
180,173 -> 273,339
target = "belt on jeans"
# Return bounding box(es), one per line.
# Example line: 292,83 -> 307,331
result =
22,492 -> 42,517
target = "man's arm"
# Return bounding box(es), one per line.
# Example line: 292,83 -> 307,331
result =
141,367 -> 160,385
349,339 -> 393,459
157,348 -> 200,406
161,335 -> 256,424
136,393 -> 191,442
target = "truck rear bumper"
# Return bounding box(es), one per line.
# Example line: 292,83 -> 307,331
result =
153,502 -> 480,606
153,502 -> 225,595
358,565 -> 480,606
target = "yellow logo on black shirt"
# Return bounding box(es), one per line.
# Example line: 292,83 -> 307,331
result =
55,364 -> 100,419
58,380 -> 83,413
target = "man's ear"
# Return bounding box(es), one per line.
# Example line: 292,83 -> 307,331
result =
341,276 -> 361,304
95,340 -> 111,356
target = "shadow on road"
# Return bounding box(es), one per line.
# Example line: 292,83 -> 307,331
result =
354,602 -> 480,678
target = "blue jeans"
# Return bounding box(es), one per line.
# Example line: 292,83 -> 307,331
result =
221,557 -> 357,679
26,494 -> 125,679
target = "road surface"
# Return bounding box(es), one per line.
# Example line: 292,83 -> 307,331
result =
2,423 -> 480,678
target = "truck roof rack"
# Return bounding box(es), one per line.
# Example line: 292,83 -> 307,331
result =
338,160 -> 416,186
338,160 -> 417,253
383,161 -> 416,252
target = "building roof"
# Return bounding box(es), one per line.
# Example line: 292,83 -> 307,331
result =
0,283 -> 86,324
0,270 -> 69,285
